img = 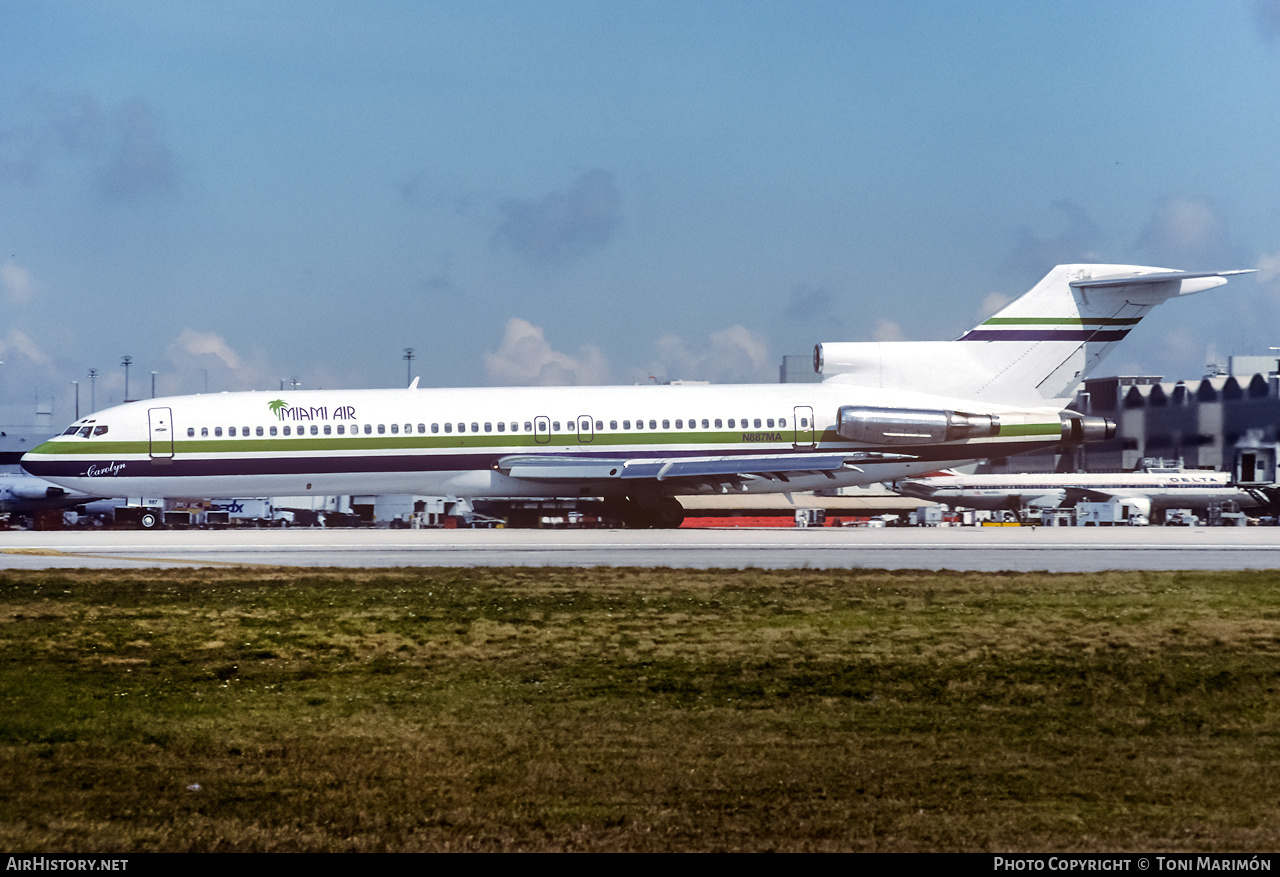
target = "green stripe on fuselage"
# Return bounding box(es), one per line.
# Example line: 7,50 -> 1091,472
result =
31,422 -> 1061,458
980,317 -> 1141,326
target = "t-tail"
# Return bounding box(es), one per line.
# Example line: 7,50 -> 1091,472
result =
815,264 -> 1253,407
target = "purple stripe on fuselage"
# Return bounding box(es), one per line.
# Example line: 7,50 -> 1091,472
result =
21,437 -> 1065,482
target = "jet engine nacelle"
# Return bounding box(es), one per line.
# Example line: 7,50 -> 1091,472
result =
5,480 -> 65,500
836,405 -> 1001,445
1059,415 -> 1115,443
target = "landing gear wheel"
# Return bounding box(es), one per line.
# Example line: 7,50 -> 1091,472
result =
651,498 -> 685,529
139,512 -> 159,530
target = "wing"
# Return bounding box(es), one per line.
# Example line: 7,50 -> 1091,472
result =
495,452 -> 912,492
1062,487 -> 1123,504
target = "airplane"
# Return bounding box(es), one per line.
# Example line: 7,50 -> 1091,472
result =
0,473 -> 105,515
20,264 -> 1251,528
891,465 -> 1279,522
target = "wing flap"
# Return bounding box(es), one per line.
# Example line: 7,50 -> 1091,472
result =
496,453 -> 852,483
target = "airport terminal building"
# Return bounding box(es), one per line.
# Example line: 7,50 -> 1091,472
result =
984,354 -> 1279,489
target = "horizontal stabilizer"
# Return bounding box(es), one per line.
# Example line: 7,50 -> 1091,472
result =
816,264 -> 1251,406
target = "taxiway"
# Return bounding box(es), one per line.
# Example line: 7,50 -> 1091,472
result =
0,526 -> 1276,571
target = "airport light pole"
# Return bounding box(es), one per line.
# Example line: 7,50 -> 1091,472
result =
71,381 -> 79,420
404,348 -> 415,387
121,356 -> 132,401
87,369 -> 98,412
151,371 -> 157,398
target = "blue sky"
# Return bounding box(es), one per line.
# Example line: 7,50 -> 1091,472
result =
4,1 -> 1280,424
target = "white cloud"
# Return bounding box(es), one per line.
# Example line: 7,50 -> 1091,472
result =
1134,197 -> 1242,269
0,329 -> 51,365
1256,250 -> 1280,285
483,318 -> 610,385
169,328 -> 243,370
1,260 -> 35,304
871,319 -> 904,343
649,325 -> 773,383
978,292 -> 1013,321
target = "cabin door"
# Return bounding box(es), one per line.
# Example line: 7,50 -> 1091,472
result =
148,407 -> 174,459
793,406 -> 815,449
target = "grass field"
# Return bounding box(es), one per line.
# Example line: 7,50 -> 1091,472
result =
2,566 -> 1279,852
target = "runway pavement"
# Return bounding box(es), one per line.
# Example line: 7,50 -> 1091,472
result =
1,525 -> 1278,571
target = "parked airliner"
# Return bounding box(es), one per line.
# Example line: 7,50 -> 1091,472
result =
21,264 -> 1249,527
892,466 -> 1277,521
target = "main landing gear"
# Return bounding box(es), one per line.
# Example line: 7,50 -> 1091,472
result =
606,495 -> 686,529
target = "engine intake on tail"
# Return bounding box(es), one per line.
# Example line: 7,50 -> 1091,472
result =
836,406 -> 1001,445
1059,414 -> 1116,443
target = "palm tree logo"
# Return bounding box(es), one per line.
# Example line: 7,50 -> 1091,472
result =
268,399 -> 287,420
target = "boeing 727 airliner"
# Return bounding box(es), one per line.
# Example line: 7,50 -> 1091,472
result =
21,264 -> 1250,527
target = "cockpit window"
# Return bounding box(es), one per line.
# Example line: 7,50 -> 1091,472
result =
63,425 -> 80,435
77,426 -> 92,438
93,425 -> 108,436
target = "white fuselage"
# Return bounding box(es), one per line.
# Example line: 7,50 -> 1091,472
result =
21,381 -> 1065,501
895,469 -> 1262,513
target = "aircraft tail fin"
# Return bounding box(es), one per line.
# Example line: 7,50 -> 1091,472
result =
815,264 -> 1252,407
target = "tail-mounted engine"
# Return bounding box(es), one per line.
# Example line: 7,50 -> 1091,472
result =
1059,414 -> 1115,443
836,406 -> 1001,445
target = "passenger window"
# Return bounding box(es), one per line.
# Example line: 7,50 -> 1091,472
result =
484,422 -> 492,433
336,424 -> 344,435
767,419 -> 774,428
472,422 -> 479,433
311,425 -> 319,435
675,420 -> 683,429
801,418 -> 808,427
649,420 -> 657,430
552,421 -> 560,431
187,427 -> 195,437
390,424 -> 399,434
229,427 -> 236,437
324,425 -> 332,435
365,424 -> 372,434
378,424 -> 386,434
432,423 -> 439,433
715,419 -> 722,428
458,423 -> 466,433
497,422 -> 505,432
623,420 -> 630,430
609,420 -> 617,430
634,420 -> 642,430
595,420 -> 603,430
779,417 -> 786,428
523,422 -> 532,432
270,426 -> 277,436
662,420 -> 670,429
418,424 -> 425,433
283,426 -> 291,436
215,427 -> 223,437
510,423 -> 518,433
754,419 -> 761,428
444,423 -> 452,433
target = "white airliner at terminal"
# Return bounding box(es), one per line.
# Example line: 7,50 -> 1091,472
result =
20,265 -> 1250,528
891,465 -> 1277,522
